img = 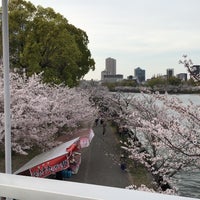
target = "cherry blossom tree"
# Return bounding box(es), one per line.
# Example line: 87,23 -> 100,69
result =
92,87 -> 200,193
89,56 -> 200,194
89,87 -> 133,129
0,70 -> 97,155
119,92 -> 200,191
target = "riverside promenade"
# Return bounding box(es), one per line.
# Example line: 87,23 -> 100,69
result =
67,123 -> 133,188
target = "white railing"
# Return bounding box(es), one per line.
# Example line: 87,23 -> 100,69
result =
0,173 -> 197,200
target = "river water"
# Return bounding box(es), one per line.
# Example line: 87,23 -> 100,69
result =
127,93 -> 200,198
175,171 -> 200,199
172,94 -> 200,199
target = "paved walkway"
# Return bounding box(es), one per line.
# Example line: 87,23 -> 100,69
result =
67,123 -> 133,188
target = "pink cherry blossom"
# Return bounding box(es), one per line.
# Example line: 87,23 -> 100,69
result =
0,71 -> 97,155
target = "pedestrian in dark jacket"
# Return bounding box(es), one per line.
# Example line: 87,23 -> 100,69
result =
102,121 -> 106,135
95,118 -> 99,126
100,118 -> 104,125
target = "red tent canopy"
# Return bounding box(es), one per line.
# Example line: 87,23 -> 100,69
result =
14,129 -> 94,178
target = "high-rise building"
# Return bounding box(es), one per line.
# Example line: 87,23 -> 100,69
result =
105,57 -> 116,75
192,65 -> 200,75
134,67 -> 145,83
166,68 -> 174,78
101,57 -> 123,82
177,73 -> 187,81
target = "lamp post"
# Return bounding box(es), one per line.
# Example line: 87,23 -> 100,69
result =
2,0 -> 12,174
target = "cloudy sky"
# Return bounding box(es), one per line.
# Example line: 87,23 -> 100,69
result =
16,1 -> 200,79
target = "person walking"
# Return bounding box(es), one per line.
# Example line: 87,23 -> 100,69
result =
100,118 -> 104,125
102,121 -> 106,135
94,118 -> 99,126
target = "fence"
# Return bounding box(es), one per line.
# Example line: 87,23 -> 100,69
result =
0,173 -> 197,200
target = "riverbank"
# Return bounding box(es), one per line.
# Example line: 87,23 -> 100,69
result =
110,124 -> 154,188
110,85 -> 200,94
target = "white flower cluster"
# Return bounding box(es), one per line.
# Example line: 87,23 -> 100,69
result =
0,72 -> 97,155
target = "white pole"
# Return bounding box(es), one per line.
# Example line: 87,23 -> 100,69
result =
2,0 -> 12,174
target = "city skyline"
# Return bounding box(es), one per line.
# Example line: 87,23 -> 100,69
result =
101,57 -> 188,81
4,0 -> 200,80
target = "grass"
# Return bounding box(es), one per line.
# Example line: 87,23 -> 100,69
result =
128,161 -> 154,188
0,147 -> 41,173
110,123 -> 154,189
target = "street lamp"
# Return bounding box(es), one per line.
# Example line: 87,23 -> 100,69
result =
2,0 -> 12,174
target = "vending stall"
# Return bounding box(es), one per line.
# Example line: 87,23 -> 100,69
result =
14,128 -> 94,179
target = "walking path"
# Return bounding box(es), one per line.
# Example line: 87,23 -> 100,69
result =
67,123 -> 134,188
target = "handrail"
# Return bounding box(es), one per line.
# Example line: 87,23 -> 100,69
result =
0,173 -> 197,200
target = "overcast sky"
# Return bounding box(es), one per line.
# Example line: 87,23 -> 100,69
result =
13,1 -> 200,79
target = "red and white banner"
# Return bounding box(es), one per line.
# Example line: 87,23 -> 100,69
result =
15,129 -> 94,178
79,129 -> 94,148
30,155 -> 69,178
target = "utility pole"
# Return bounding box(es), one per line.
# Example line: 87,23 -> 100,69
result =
2,0 -> 12,174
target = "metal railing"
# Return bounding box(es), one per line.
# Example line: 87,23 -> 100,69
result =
0,173 -> 197,200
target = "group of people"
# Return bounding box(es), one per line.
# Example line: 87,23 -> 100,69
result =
94,118 -> 106,135
94,118 -> 104,126
55,153 -> 78,180
55,168 -> 72,180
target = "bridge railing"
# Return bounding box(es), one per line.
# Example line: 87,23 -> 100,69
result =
0,173 -> 197,200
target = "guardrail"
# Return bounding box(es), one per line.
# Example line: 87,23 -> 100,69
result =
0,173 -> 197,200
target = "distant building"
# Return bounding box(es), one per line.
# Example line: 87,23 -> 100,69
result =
191,65 -> 200,75
166,68 -> 174,78
101,70 -> 107,81
134,67 -> 145,83
103,74 -> 123,83
127,75 -> 135,80
105,57 -> 116,75
101,57 -> 122,83
177,73 -> 187,81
